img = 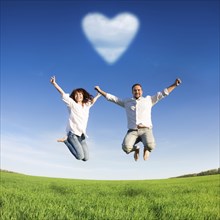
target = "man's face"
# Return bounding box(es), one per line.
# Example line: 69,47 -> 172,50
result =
132,85 -> 143,99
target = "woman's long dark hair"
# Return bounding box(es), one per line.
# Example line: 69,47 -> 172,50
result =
70,88 -> 93,104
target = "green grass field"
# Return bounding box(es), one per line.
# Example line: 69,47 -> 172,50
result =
1,171 -> 219,220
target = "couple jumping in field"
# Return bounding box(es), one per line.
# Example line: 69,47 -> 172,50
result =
50,76 -> 181,162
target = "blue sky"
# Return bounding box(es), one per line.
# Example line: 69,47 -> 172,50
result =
1,0 -> 219,180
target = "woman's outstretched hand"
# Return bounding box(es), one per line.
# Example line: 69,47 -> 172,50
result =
50,76 -> 56,84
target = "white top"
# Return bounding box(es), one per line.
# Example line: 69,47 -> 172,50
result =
62,93 -> 92,136
105,89 -> 169,129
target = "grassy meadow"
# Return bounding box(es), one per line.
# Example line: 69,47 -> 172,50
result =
0,171 -> 219,220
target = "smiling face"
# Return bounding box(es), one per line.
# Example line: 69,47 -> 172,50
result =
74,92 -> 84,103
132,84 -> 143,99
70,88 -> 93,105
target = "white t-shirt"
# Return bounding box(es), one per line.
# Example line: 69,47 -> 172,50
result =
62,93 -> 92,136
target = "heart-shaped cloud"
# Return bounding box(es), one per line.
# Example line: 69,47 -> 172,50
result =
82,12 -> 139,64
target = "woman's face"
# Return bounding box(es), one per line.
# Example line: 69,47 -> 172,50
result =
74,92 -> 84,103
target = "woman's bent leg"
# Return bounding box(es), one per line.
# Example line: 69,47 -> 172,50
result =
80,134 -> 89,161
65,132 -> 84,160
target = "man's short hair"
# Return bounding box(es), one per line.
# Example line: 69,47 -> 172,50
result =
132,83 -> 142,90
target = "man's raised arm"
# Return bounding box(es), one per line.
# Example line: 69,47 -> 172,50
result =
167,78 -> 182,94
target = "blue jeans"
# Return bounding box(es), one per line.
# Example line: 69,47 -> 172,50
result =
64,132 -> 89,161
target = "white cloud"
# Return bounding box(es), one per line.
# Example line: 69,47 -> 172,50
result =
96,47 -> 127,63
82,12 -> 139,64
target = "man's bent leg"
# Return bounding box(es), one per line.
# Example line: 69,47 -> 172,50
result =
122,130 -> 139,153
122,130 -> 141,161
140,128 -> 156,160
